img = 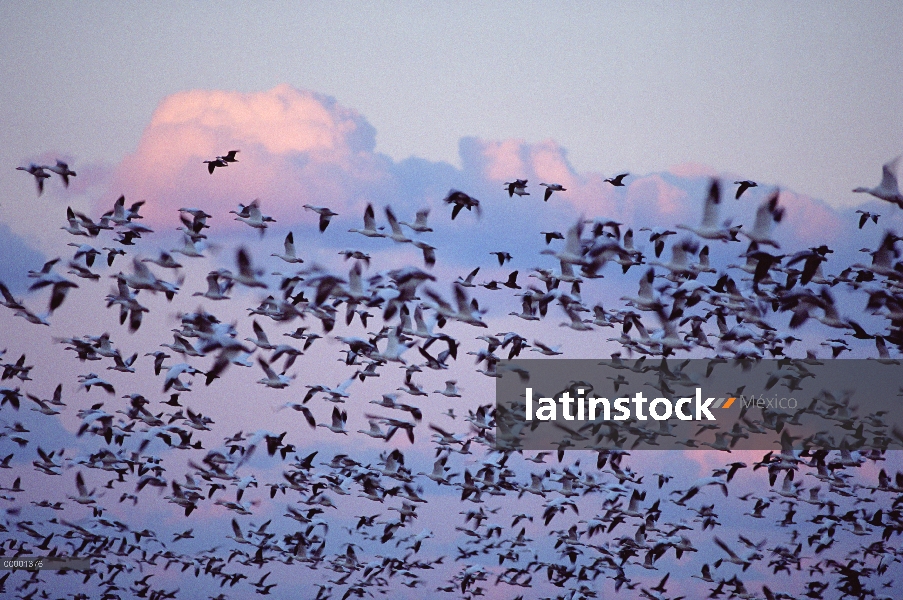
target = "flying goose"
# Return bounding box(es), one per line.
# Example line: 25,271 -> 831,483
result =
271,232 -> 304,263
504,179 -> 529,197
853,156 -> 903,207
46,160 -> 77,187
400,208 -> 433,232
855,210 -> 879,229
231,199 -> 274,234
676,180 -> 742,242
385,206 -> 412,243
16,163 -> 51,194
303,204 -> 339,232
443,189 -> 481,220
734,180 -> 757,199
202,150 -> 238,173
539,182 -> 565,201
605,172 -> 629,186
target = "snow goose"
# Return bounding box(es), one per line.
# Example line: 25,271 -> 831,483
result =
46,160 -> 76,187
539,182 -> 565,201
303,204 -> 339,232
853,156 -> 903,207
16,163 -> 51,195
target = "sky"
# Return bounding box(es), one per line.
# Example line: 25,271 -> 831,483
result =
2,2 -> 902,221
1,4 -> 903,599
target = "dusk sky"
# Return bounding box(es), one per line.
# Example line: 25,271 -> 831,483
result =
3,3 -> 902,225
1,4 -> 902,600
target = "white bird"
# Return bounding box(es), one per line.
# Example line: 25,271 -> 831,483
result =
231,200 -> 274,234
434,380 -> 462,397
530,340 -> 563,356
62,207 -> 89,237
192,271 -> 232,300
400,208 -> 433,232
16,163 -> 51,195
742,189 -> 785,248
318,406 -> 348,434
171,236 -> 204,258
540,220 -> 588,266
676,180 -> 742,242
257,358 -> 292,389
385,206 -> 412,243
46,160 -> 77,187
853,156 -> 903,207
413,240 -> 436,268
303,204 -> 339,232
68,472 -> 97,505
271,232 -> 304,263
504,179 -> 529,197
539,183 -> 565,202
231,247 -> 267,288
246,320 -> 276,350
348,203 -> 385,238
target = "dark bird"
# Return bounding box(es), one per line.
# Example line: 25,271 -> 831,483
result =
604,173 -> 629,186
443,189 -> 481,220
303,205 -> 339,232
539,183 -> 565,201
203,150 -> 239,174
734,180 -> 758,199
855,210 -> 879,229
504,179 -> 529,197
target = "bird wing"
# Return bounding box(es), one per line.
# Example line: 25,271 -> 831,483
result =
701,180 -> 721,228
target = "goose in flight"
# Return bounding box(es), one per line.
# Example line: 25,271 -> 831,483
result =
68,472 -> 97,506
27,258 -> 79,313
412,240 -> 436,268
853,156 -> 903,208
203,156 -> 228,174
385,206 -> 412,243
46,160 -> 77,187
541,231 -> 564,244
256,358 -> 292,389
490,251 -> 513,266
231,200 -> 274,234
855,210 -> 879,229
734,180 -> 757,199
271,232 -> 304,263
443,189 -> 481,220
303,204 -> 339,232
203,150 -> 238,174
504,179 -> 529,197
676,180 -> 742,242
539,183 -> 565,201
318,406 -> 348,434
605,173 -> 629,186
16,163 -> 51,195
400,208 -> 433,232
348,204 -> 385,238
741,189 -> 784,248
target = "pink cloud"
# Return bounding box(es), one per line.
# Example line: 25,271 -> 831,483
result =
775,189 -> 845,246
669,162 -> 719,178
460,137 -> 581,189
100,84 -> 868,256
107,84 -> 394,224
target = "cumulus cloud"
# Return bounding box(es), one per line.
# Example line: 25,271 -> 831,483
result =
109,85 -> 398,224
101,83 -> 896,265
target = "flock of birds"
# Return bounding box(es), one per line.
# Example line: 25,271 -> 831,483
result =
3,151 -> 903,600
